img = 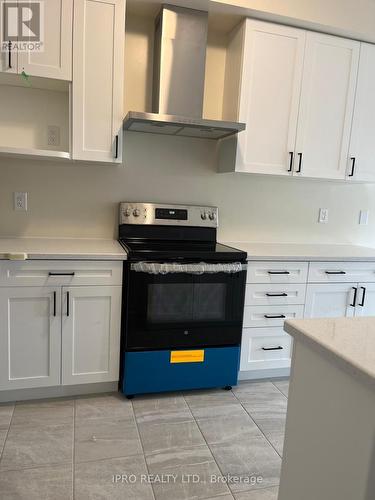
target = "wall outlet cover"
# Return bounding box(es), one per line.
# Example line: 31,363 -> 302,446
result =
14,192 -> 28,211
318,208 -> 329,223
359,210 -> 369,225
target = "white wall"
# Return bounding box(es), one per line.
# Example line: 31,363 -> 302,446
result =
1,4 -> 375,246
1,132 -> 375,246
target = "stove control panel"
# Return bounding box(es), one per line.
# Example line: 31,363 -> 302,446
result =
119,202 -> 218,228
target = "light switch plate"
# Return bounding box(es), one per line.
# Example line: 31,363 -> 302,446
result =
14,192 -> 28,211
318,208 -> 329,223
359,210 -> 369,225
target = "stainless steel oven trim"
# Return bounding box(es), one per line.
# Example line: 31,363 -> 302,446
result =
120,202 -> 218,228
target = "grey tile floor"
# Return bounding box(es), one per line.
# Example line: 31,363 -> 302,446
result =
0,379 -> 289,500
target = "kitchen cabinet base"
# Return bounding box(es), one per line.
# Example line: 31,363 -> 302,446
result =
239,367 -> 290,381
0,381 -> 118,404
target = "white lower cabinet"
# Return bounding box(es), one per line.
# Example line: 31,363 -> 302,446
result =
354,283 -> 375,316
240,327 -> 292,372
0,287 -> 61,391
62,286 -> 122,385
304,283 -> 357,318
0,261 -> 123,393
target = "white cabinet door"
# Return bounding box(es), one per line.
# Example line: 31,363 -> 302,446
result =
348,43 -> 375,182
17,0 -> 73,80
304,283 -> 357,318
354,283 -> 375,317
236,20 -> 305,175
0,287 -> 61,391
62,286 -> 122,385
72,0 -> 125,162
295,33 -> 359,180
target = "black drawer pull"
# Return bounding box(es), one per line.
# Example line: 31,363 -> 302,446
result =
115,135 -> 119,159
350,287 -> 358,307
262,346 -> 283,351
325,271 -> 346,275
359,286 -> 366,307
288,151 -> 293,172
53,291 -> 56,317
268,271 -> 290,275
348,157 -> 356,177
48,272 -> 75,276
296,152 -> 303,173
67,291 -> 70,316
264,314 -> 286,319
265,293 -> 288,297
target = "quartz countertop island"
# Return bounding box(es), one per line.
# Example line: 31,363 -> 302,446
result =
278,317 -> 375,500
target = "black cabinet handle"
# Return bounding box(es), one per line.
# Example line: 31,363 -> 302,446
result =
67,291 -> 70,316
350,287 -> 358,307
265,293 -> 288,297
48,272 -> 75,276
262,346 -> 283,351
8,41 -> 12,69
288,152 -> 294,172
268,271 -> 290,275
264,314 -> 286,319
325,271 -> 346,275
114,135 -> 119,159
359,287 -> 366,307
348,157 -> 356,177
296,152 -> 303,173
53,291 -> 56,317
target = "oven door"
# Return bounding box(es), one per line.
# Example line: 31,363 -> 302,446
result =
125,261 -> 247,350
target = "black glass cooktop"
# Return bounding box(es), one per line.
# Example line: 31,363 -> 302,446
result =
119,240 -> 247,262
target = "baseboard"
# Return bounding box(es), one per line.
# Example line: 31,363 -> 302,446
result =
0,381 -> 119,403
238,367 -> 290,381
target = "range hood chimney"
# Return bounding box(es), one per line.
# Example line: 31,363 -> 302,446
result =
123,4 -> 245,140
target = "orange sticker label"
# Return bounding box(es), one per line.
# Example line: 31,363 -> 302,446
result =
170,350 -> 205,363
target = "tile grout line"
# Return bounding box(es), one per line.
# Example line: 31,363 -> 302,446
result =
231,389 -> 284,461
270,381 -> 288,399
0,403 -> 15,465
131,400 -> 157,500
182,394 -> 235,500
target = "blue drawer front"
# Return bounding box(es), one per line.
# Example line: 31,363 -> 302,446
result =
123,346 -> 240,396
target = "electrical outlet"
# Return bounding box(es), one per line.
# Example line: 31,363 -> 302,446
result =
359,210 -> 369,225
47,125 -> 60,147
14,192 -> 28,211
319,208 -> 329,223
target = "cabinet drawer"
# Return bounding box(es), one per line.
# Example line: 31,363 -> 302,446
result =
245,283 -> 306,306
247,261 -> 308,284
308,262 -> 375,283
0,261 -> 123,286
243,304 -> 304,328
240,327 -> 292,371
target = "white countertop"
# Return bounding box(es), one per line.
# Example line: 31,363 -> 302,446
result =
285,318 -> 375,387
0,238 -> 127,260
224,241 -> 375,261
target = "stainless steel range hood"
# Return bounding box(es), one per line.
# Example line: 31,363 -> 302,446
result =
123,4 -> 245,140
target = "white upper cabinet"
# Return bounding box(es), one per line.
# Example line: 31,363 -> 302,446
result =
348,43 -> 375,182
72,0 -> 125,163
294,33 -> 360,180
222,20 -> 306,176
18,0 -> 73,80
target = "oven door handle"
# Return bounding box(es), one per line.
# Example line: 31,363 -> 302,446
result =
131,262 -> 246,274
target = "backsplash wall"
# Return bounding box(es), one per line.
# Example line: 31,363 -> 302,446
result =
1,131 -> 375,246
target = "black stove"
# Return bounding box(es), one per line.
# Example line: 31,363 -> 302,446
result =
118,202 -> 247,398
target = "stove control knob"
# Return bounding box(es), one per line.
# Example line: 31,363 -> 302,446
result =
209,212 -> 216,221
201,212 -> 208,220
124,208 -> 131,217
133,208 -> 141,217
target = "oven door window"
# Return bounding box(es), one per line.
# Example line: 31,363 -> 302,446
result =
126,267 -> 246,350
147,282 -> 226,323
